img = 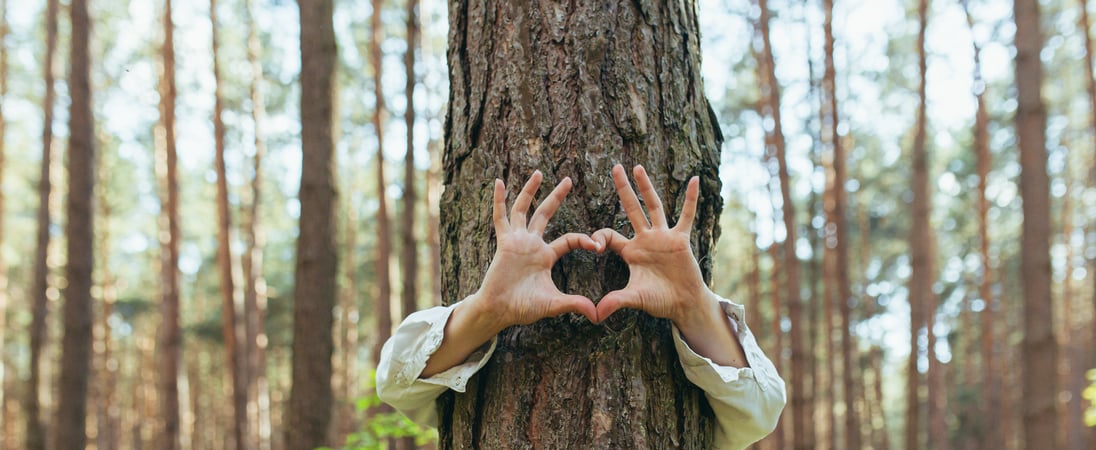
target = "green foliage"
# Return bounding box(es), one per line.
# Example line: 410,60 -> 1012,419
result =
317,371 -> 438,450
1085,369 -> 1096,427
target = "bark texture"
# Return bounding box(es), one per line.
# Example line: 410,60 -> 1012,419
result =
27,1 -> 60,448
286,0 -> 337,447
1014,0 -> 1059,446
56,0 -> 95,446
440,1 -> 723,447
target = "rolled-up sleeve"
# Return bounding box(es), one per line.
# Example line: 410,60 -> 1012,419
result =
375,303 -> 498,427
671,298 -> 787,450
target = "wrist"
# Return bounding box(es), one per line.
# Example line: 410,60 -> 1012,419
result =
457,291 -> 512,337
673,289 -> 724,332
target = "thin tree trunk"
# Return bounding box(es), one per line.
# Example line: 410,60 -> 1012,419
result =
396,1 -> 420,444
211,1 -> 248,447
55,0 -> 95,445
156,1 -> 182,448
821,0 -> 845,446
440,0 -> 723,446
907,1 -> 931,448
371,0 -> 394,376
94,141 -> 120,450
286,0 -> 338,447
336,200 -> 360,444
1014,0 -> 1059,446
1059,178 -> 1085,450
0,0 -> 8,444
1077,3 -> 1096,446
753,2 -> 807,447
765,240 -> 784,450
242,0 -> 272,447
27,1 -> 60,448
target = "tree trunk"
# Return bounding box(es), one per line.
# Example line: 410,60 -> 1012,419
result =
211,1 -> 248,447
1014,0 -> 1059,446
0,0 -> 8,444
242,0 -> 272,447
370,0 -> 394,375
55,0 -> 95,445
94,143 -> 120,450
156,1 -> 182,448
1077,3 -> 1096,446
336,200 -> 360,443
753,2 -> 806,447
286,0 -> 337,447
907,0 -> 931,448
440,1 -> 723,447
27,1 -> 60,448
397,3 -> 420,447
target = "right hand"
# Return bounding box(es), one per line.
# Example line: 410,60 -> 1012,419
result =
466,170 -> 600,332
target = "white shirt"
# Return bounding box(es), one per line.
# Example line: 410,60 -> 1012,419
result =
376,296 -> 786,450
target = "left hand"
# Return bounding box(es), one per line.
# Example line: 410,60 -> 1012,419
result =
591,164 -> 722,329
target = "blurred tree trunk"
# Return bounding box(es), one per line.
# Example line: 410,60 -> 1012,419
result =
1059,178 -> 1086,450
753,1 -> 807,447
856,203 -> 888,450
155,1 -> 182,448
1078,4 -> 1096,446
0,0 -> 8,444
764,239 -> 783,450
962,2 -> 1002,447
55,0 -> 95,445
804,15 -> 821,447
335,200 -> 360,443
370,0 -> 394,377
906,0 -> 930,448
286,0 -> 337,447
210,1 -> 248,448
94,144 -> 120,450
396,0 -> 420,445
242,0 -> 272,447
1014,0 -> 1059,447
27,1 -> 60,448
426,139 -> 442,307
439,0 -> 723,447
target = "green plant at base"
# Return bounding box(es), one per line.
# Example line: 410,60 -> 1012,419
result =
317,370 -> 439,450
1085,369 -> 1096,427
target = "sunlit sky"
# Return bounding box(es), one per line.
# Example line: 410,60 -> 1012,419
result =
1,0 -> 1056,378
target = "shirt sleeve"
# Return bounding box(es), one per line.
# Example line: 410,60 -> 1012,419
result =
375,302 -> 498,427
671,297 -> 787,450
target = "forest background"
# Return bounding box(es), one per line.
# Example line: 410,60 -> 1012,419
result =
0,0 -> 1093,449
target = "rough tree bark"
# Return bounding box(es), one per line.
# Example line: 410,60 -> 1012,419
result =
1014,0 -> 1059,446
210,1 -> 248,447
27,1 -> 60,448
286,0 -> 337,447
55,0 -> 95,446
155,1 -> 182,448
907,0 -> 931,448
439,1 -> 724,447
753,1 -> 806,447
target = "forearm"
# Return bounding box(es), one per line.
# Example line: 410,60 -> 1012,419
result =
421,293 -> 507,377
673,290 -> 749,368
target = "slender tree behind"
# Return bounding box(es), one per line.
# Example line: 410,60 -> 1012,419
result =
440,0 -> 724,447
55,0 -> 95,446
962,1 -> 1001,447
286,0 -> 338,447
242,0 -> 272,447
210,1 -> 247,447
156,1 -> 182,448
370,0 -> 394,374
0,0 -> 7,445
754,1 -> 807,446
1077,10 -> 1096,443
906,1 -> 931,448
397,2 -> 420,449
27,1 -> 60,448
1014,0 -> 1059,446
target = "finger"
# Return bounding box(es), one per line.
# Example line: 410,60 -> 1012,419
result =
528,177 -> 572,234
612,164 -> 650,231
595,289 -> 640,323
547,294 -> 598,323
633,165 -> 667,228
510,170 -> 543,229
492,179 -> 511,233
591,228 -> 629,254
549,233 -> 599,259
673,176 -> 700,233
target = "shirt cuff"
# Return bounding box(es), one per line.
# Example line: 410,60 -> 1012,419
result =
671,297 -> 777,392
389,302 -> 498,393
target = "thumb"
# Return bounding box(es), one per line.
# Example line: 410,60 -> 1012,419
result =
595,289 -> 639,323
547,294 -> 598,323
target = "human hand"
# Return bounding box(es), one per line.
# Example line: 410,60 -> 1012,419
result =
466,171 -> 600,332
592,164 -> 722,329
